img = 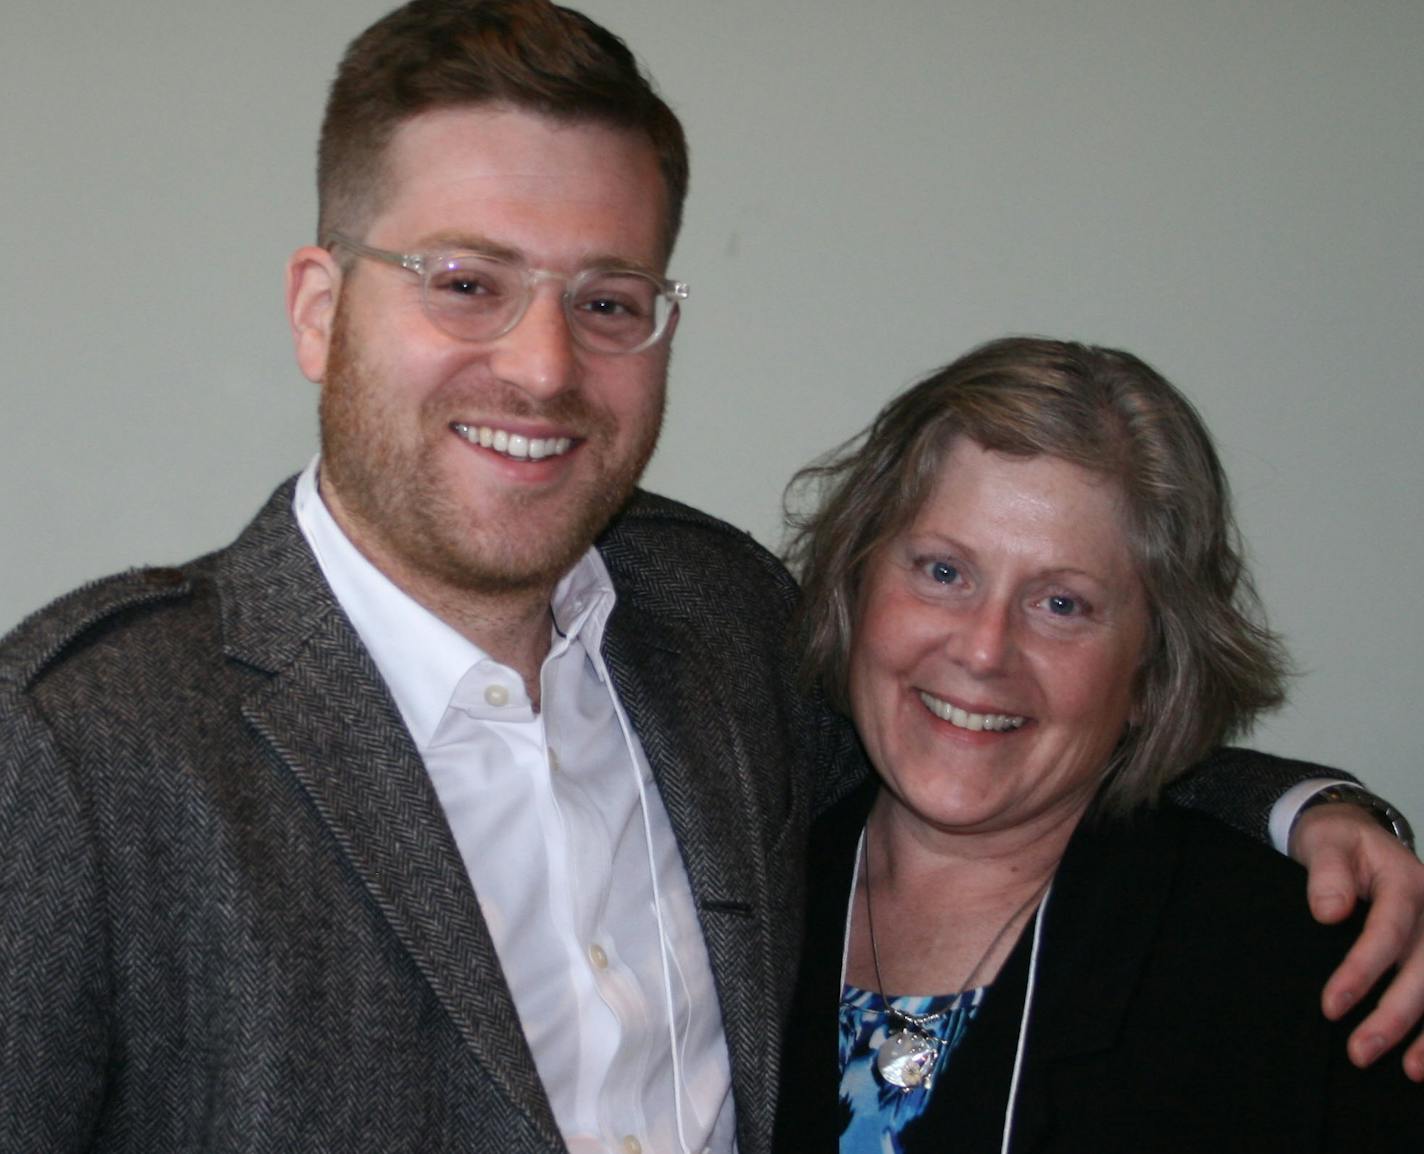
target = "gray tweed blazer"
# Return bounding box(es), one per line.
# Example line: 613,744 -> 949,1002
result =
0,480 -> 863,1154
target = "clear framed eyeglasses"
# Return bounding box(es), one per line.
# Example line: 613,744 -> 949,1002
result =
327,232 -> 688,355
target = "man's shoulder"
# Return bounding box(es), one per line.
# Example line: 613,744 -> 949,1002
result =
0,563 -> 217,696
597,489 -> 795,598
1,477 -> 307,699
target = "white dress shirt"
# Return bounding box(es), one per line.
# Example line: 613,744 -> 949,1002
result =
1269,778 -> 1355,854
294,459 -> 734,1154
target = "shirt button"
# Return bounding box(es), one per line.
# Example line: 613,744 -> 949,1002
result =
483,684 -> 509,707
587,943 -> 609,971
621,1138 -> 642,1154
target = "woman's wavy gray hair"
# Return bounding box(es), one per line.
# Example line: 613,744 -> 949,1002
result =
783,336 -> 1289,811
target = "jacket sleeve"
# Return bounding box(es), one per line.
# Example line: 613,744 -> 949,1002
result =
1164,745 -> 1359,845
0,682 -> 108,1150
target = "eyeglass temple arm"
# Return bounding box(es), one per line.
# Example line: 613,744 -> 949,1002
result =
326,232 -> 424,274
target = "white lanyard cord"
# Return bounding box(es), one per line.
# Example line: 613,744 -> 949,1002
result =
624,717 -> 695,1154
839,828 -> 867,990
1000,882 -> 1052,1154
843,824 -> 1053,1154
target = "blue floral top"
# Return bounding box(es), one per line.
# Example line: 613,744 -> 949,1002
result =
838,983 -> 986,1153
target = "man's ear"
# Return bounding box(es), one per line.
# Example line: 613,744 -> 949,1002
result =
286,245 -> 342,383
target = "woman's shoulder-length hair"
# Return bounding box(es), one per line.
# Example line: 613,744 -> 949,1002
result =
783,335 -> 1289,812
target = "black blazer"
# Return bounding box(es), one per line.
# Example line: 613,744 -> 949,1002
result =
776,781 -> 1424,1153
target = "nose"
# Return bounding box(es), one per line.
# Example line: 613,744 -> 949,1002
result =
954,595 -> 1015,677
485,286 -> 579,400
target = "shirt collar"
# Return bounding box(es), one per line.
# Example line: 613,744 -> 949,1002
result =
292,456 -> 618,748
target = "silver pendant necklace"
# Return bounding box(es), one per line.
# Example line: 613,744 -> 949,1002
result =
860,826 -> 1050,1092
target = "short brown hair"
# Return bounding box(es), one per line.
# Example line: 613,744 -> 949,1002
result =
317,0 -> 689,259
784,336 -> 1289,810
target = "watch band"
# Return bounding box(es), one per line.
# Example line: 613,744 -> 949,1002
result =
1300,782 -> 1417,854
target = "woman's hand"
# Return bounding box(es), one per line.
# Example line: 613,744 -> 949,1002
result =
1291,802 -> 1424,1081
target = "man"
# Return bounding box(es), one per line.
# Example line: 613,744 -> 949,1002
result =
1,3 -> 1420,1152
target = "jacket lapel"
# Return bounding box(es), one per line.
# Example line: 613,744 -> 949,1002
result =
601,592 -> 781,1146
912,804 -> 1182,1153
1030,809 -> 1182,1058
215,481 -> 563,1148
996,809 -> 1181,1152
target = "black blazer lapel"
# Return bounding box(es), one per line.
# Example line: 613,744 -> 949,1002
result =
909,806 -> 1181,1153
775,780 -> 872,1152
216,481 -> 563,1148
791,785 -> 1180,1154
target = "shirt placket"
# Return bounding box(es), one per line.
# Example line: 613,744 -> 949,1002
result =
546,625 -> 667,1153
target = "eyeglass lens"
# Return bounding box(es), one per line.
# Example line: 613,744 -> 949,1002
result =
424,255 -> 673,352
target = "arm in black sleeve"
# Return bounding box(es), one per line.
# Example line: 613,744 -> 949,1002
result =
1164,745 -> 1358,845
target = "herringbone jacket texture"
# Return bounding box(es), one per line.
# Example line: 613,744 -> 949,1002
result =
0,480 -> 864,1153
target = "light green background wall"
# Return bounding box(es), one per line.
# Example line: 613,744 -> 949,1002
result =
3,1 -> 1420,826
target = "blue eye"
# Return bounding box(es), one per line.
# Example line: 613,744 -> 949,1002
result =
928,561 -> 959,584
1047,595 -> 1078,616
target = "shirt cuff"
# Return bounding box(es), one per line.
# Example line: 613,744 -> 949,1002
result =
1268,777 -> 1355,855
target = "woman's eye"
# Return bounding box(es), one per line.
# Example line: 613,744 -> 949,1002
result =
924,560 -> 959,585
1046,594 -> 1079,616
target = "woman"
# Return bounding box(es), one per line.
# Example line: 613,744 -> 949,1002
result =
774,338 -> 1422,1152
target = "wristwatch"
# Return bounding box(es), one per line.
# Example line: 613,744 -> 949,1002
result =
1300,782 -> 1416,854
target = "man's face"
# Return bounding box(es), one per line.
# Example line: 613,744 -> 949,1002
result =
312,106 -> 672,607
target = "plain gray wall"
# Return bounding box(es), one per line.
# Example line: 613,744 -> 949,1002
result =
3,0 -> 1420,827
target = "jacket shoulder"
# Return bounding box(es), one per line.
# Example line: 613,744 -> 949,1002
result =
0,563 -> 211,693
597,490 -> 798,607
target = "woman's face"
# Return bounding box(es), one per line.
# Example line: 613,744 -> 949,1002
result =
848,438 -> 1151,843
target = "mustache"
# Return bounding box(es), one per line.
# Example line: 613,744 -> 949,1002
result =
424,381 -> 611,430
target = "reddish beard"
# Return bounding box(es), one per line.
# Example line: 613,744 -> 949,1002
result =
316,296 -> 664,601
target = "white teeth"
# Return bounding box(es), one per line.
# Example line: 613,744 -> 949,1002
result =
917,691 -> 1026,733
453,424 -> 573,461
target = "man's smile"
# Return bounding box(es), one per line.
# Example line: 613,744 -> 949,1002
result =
451,421 -> 576,461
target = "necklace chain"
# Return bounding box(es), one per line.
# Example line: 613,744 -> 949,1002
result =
855,820 -> 1055,1095
862,824 -> 1050,1027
